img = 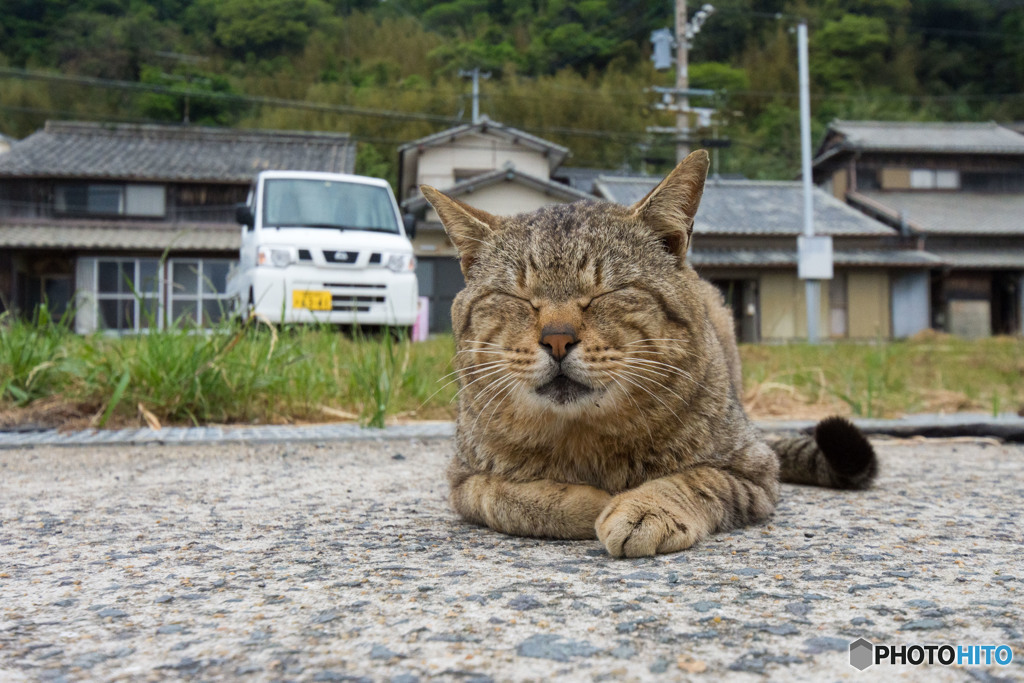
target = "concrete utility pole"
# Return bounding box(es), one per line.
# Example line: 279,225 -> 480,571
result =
459,68 -> 491,124
795,20 -> 832,344
649,4 -> 715,163
675,0 -> 690,162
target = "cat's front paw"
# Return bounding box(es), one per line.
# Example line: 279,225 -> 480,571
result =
595,494 -> 698,558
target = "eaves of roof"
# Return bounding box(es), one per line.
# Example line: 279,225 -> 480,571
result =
402,167 -> 593,213
815,119 -> 1024,161
398,116 -> 570,167
691,247 -> 944,269
0,221 -> 239,251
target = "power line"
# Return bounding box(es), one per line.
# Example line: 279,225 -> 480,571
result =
0,67 -> 656,146
0,67 -> 462,127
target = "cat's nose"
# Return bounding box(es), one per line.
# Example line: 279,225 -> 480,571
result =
540,324 -> 578,361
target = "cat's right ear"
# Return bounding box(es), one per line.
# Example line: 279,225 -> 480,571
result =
629,149 -> 710,264
420,185 -> 499,277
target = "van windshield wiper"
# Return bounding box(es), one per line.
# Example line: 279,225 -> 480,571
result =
273,222 -> 351,230
266,223 -> 398,233
353,226 -> 400,234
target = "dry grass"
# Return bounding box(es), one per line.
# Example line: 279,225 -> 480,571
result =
740,332 -> 1024,420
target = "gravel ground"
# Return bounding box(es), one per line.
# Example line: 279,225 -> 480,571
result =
0,436 -> 1021,682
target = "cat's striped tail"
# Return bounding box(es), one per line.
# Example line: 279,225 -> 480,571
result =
770,416 -> 878,490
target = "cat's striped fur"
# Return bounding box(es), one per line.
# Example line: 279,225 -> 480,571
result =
421,150 -> 878,557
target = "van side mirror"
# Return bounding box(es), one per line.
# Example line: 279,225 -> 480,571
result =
403,213 -> 417,239
236,203 -> 254,229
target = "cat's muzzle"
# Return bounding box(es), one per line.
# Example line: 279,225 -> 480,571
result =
535,372 -> 595,405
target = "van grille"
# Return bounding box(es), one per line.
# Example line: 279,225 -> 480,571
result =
322,283 -> 386,290
319,282 -> 387,313
323,250 -> 359,265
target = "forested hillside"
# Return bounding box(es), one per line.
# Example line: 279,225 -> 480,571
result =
2,0 -> 1023,184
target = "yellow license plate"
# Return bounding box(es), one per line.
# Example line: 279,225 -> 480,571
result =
292,289 -> 332,311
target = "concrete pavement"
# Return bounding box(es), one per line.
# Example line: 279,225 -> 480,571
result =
1,436 -> 1021,681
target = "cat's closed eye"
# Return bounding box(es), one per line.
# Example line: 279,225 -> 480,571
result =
491,291 -> 538,312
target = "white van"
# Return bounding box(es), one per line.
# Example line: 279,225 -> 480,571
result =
227,170 -> 418,328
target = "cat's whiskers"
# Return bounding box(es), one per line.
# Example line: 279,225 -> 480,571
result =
482,378 -> 524,434
472,374 -> 521,433
439,359 -> 506,382
464,340 -> 504,348
610,368 -> 692,417
606,368 -> 686,426
616,365 -> 694,408
601,373 -> 656,450
622,356 -> 708,393
625,342 -> 699,360
417,360 -> 508,410
447,365 -> 513,405
626,338 -> 685,347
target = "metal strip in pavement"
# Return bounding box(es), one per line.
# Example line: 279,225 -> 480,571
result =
1,413 -> 1023,449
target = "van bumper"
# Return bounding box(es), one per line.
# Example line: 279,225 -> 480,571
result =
248,265 -> 418,326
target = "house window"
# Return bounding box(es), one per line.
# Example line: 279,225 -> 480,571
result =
95,258 -> 161,331
87,257 -> 232,333
168,259 -> 232,327
56,183 -> 166,217
909,169 -> 959,190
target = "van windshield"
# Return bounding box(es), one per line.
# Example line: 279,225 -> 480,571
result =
263,178 -> 400,233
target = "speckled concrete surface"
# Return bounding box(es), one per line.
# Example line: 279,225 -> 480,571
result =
1,438 -> 1021,682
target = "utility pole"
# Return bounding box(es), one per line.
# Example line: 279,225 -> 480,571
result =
795,20 -> 832,344
459,68 -> 491,124
675,0 -> 689,162
649,4 -> 715,163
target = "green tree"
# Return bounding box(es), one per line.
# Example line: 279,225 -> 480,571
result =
209,0 -> 330,57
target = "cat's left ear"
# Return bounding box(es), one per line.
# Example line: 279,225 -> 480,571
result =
420,185 -> 500,277
630,149 -> 710,263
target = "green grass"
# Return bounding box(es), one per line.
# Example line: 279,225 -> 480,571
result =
1,314 -> 458,428
2,313 -> 1022,428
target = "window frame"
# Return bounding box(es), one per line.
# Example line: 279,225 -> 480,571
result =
166,258 -> 233,328
93,257 -> 163,333
86,256 -> 233,334
55,183 -> 167,218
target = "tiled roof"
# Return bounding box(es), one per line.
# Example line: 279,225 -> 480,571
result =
0,221 -> 239,251
595,177 -> 895,237
821,120 -> 1024,156
926,248 -> 1024,269
398,116 -> 569,168
0,121 -> 356,182
853,191 -> 1024,236
403,165 -> 594,212
690,247 -> 942,269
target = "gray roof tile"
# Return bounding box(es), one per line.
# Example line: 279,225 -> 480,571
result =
595,177 -> 895,237
926,247 -> 1024,269
855,191 -> 1024,236
0,221 -> 239,251
690,247 -> 942,269
824,120 -> 1024,155
0,121 -> 356,182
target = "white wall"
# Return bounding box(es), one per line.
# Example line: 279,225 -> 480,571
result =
417,133 -> 551,189
425,182 -> 572,224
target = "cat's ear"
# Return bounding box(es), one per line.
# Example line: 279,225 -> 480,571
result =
630,149 -> 710,262
420,185 -> 499,276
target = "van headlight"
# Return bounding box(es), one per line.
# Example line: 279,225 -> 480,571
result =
258,246 -> 296,267
385,254 -> 416,272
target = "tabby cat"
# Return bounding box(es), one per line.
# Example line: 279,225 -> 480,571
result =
420,150 -> 877,558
